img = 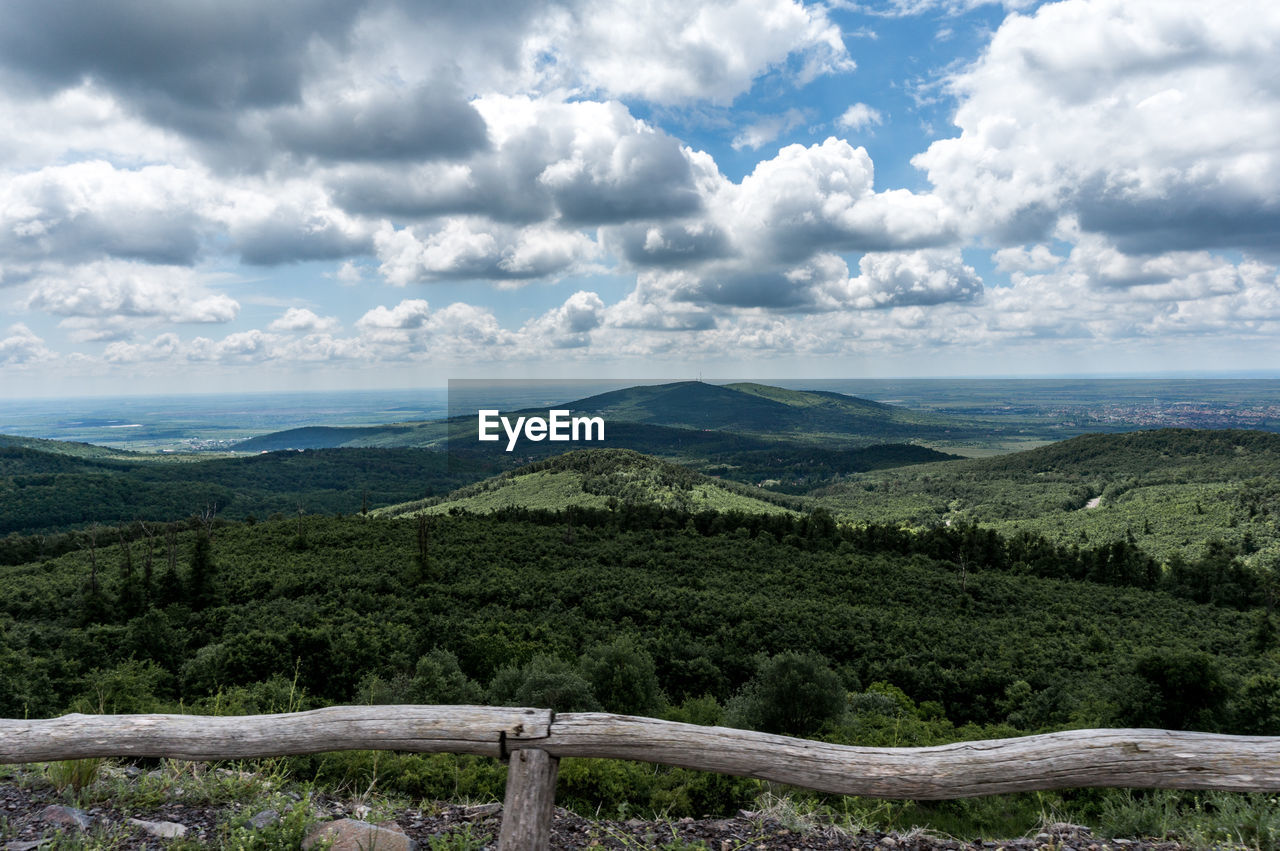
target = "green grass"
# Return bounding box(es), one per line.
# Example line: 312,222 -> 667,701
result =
376,450 -> 800,518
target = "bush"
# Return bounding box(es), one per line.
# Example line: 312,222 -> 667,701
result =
1123,650 -> 1230,731
580,636 -> 662,716
487,655 -> 600,712
724,652 -> 845,737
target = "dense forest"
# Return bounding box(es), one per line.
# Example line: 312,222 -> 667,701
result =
4,430 -> 1280,826
0,445 -> 492,538
3,507 -> 1276,734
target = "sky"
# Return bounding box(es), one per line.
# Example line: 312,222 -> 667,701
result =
2,0 -> 1279,397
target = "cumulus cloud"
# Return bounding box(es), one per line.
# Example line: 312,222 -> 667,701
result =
836,103 -> 882,131
0,161 -> 207,267
519,290 -> 606,348
822,250 -> 984,309
0,160 -> 375,272
0,323 -> 51,364
357,299 -> 432,331
330,97 -> 706,227
268,79 -> 489,163
373,219 -> 598,285
604,138 -> 961,311
545,0 -> 853,104
0,1 -> 363,142
915,0 -> 1280,253
269,307 -> 339,333
993,244 -> 1063,273
729,138 -> 957,261
354,298 -> 513,360
25,261 -> 239,324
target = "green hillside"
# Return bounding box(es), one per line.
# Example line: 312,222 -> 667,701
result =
0,442 -> 487,539
1,508 -> 1273,749
233,421 -> 449,451
376,448 -> 802,517
232,380 -> 980,454
822,428 -> 1280,564
561,380 -> 964,441
0,432 -> 140,460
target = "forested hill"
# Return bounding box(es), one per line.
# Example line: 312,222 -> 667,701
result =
0,444 -> 490,538
0,433 -> 138,460
375,448 -> 805,517
971,428 -> 1280,478
819,427 -> 1280,563
230,380 -> 982,451
542,380 -> 965,440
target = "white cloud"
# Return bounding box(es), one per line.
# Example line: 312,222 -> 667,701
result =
845,0 -> 1038,15
0,161 -> 208,267
354,299 -> 514,361
821,249 -> 984,309
25,261 -> 239,324
0,82 -> 192,172
520,290 -> 606,348
269,307 -> 339,333
373,219 -> 599,286
915,0 -> 1280,253
332,96 -> 707,227
357,299 -> 433,331
836,103 -> 883,131
993,244 -> 1063,273
0,323 -> 51,364
607,138 -> 961,310
731,109 -> 808,151
547,0 -> 854,104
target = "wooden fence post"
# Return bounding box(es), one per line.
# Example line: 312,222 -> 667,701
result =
499,747 -> 559,850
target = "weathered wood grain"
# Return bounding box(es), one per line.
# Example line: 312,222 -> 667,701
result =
498,747 -> 559,851
526,714 -> 1280,799
5,707 -> 1280,800
0,706 -> 551,763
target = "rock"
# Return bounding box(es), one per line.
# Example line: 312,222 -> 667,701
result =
128,818 -> 189,839
462,802 -> 501,818
1049,823 -> 1091,835
40,804 -> 90,831
249,809 -> 280,829
5,841 -> 47,851
302,819 -> 418,851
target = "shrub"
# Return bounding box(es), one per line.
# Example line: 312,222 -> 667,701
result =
580,636 -> 662,716
724,652 -> 845,737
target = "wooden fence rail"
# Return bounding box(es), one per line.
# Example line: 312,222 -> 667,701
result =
4,706 -> 1280,849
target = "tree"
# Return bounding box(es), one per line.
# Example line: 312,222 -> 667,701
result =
580,636 -> 662,716
725,652 -> 845,737
487,656 -> 600,712
1128,650 -> 1230,731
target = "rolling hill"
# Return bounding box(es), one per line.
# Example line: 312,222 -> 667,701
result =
232,380 -> 977,453
0,441 -> 488,539
374,448 -> 804,518
820,427 -> 1280,563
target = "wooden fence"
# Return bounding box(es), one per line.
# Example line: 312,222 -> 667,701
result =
4,706 -> 1280,849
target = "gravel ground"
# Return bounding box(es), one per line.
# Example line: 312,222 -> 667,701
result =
0,779 -> 1198,850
